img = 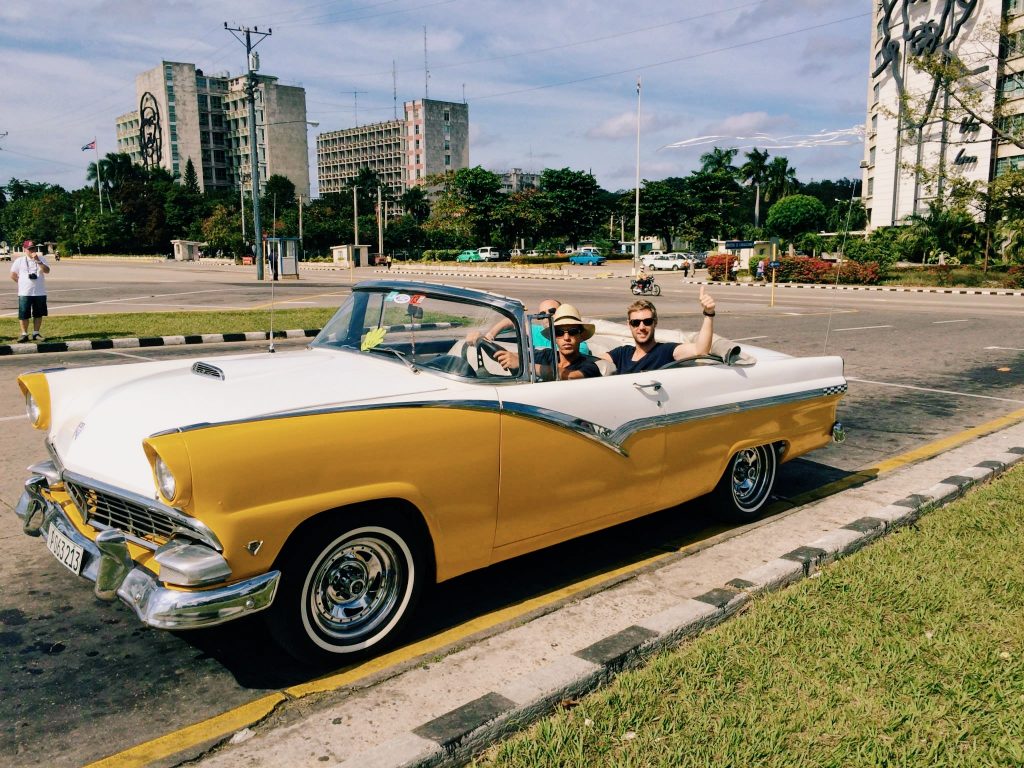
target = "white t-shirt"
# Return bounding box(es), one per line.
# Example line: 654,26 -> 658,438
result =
11,255 -> 49,296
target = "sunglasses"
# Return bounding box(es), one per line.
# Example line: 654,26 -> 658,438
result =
629,317 -> 655,327
554,326 -> 584,337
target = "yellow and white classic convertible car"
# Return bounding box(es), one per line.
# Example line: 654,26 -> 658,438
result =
16,280 -> 846,661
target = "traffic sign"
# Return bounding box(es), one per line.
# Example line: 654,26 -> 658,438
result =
769,261 -> 781,268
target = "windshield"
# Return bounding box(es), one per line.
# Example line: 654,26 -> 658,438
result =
311,288 -> 523,380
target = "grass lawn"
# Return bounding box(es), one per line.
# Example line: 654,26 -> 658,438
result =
0,308 -> 335,343
474,465 -> 1024,767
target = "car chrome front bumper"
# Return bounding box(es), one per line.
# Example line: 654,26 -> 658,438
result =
15,472 -> 279,630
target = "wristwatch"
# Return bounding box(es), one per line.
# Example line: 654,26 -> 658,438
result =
703,309 -> 715,317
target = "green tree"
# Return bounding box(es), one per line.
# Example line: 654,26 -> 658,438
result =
675,170 -> 744,248
424,167 -> 502,246
495,188 -> 545,248
699,147 -> 739,176
262,174 -> 296,211
202,204 -> 244,257
766,194 -> 827,240
537,168 -> 604,247
898,200 -> 980,263
636,179 -> 683,251
740,148 -> 770,226
183,159 -> 200,195
399,186 -> 431,224
763,156 -> 799,205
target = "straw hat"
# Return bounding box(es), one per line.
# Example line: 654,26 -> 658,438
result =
541,303 -> 595,341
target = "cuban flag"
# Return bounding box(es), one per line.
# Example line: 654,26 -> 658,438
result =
81,140 -> 96,151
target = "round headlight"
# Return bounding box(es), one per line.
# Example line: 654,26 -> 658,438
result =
25,392 -> 40,425
155,457 -> 177,501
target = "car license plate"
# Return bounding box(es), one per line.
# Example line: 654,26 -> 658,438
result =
47,525 -> 84,576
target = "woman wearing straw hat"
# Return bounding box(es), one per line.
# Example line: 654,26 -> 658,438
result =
495,303 -> 600,380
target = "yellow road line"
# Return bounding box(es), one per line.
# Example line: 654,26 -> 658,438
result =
85,693 -> 287,768
90,405 -> 1024,765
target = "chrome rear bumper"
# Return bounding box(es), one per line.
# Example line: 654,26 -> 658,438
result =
15,473 -> 279,630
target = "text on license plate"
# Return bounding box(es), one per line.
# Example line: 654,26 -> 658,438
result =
47,526 -> 84,575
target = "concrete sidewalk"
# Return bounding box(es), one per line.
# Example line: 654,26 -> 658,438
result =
176,421 -> 1024,768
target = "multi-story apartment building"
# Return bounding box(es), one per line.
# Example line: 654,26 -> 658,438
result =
499,168 -> 541,194
115,61 -> 310,198
862,0 -> 1024,230
316,99 -> 469,196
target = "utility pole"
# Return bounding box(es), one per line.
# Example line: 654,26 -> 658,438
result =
298,193 -> 304,251
633,77 -> 642,276
423,26 -> 430,99
353,186 -> 360,255
225,22 -> 272,280
377,186 -> 384,262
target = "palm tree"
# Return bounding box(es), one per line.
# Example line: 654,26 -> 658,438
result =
699,147 -> 739,177
399,186 -> 431,224
740,148 -> 770,227
86,152 -> 143,210
763,156 -> 799,205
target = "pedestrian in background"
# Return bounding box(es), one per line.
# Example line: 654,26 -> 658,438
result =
756,258 -> 766,281
10,240 -> 51,343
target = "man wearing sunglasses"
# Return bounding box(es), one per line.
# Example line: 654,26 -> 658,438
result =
599,287 -> 716,374
495,303 -> 600,380
469,299 -> 589,355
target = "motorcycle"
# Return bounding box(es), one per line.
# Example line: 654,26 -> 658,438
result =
630,277 -> 661,296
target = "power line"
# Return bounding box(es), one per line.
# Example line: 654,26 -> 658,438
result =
471,12 -> 871,102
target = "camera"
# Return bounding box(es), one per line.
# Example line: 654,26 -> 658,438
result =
28,273 -> 38,280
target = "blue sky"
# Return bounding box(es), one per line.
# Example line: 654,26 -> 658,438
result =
0,0 -> 870,194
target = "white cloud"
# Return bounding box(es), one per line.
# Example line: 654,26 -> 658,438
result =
1,0 -> 871,190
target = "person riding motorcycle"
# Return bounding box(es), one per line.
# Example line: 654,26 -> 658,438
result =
632,268 -> 655,293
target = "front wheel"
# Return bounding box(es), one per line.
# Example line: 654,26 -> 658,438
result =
651,284 -> 662,296
266,512 -> 426,663
712,445 -> 777,522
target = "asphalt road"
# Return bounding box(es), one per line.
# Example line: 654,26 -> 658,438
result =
1,261 -> 1022,766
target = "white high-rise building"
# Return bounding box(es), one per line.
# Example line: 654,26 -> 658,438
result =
862,0 -> 1024,230
115,61 -> 310,198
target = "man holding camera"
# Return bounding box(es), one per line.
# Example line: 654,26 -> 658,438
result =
10,240 -> 51,343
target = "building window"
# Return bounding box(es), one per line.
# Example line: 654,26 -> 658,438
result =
871,114 -> 878,135
415,154 -> 420,165
867,177 -> 874,196
211,96 -> 222,109
1001,73 -> 1024,95
168,106 -> 176,122
414,124 -> 420,134
873,83 -> 880,103
444,154 -> 451,166
198,95 -> 208,109
996,154 -> 1024,175
444,140 -> 450,150
443,110 -> 450,121
869,146 -> 876,166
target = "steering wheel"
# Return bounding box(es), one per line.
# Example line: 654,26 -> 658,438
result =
659,354 -> 725,370
460,336 -> 505,376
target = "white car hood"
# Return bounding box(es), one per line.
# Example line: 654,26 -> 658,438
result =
46,348 -> 456,496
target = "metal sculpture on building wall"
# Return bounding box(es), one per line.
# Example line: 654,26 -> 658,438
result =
139,92 -> 163,169
872,0 -> 980,129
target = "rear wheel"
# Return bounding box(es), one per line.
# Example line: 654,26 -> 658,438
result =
266,511 -> 426,664
713,445 -> 777,522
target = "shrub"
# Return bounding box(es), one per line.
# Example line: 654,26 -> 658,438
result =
510,252 -> 564,264
706,254 -> 731,281
421,249 -> 461,262
1005,266 -> 1024,289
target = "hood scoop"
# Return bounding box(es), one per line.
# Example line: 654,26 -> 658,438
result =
191,361 -> 225,380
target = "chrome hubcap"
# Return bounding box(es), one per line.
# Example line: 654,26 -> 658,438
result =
731,446 -> 775,513
308,536 -> 404,642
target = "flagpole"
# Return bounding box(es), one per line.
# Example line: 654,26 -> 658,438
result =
92,140 -> 104,213
633,77 -> 641,277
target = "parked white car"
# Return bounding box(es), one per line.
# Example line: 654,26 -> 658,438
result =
476,247 -> 501,261
642,252 -> 689,271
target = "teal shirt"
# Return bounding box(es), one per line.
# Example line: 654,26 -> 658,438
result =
531,323 -> 590,355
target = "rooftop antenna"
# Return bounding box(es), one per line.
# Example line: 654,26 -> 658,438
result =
423,26 -> 430,99
462,83 -> 466,104
392,60 -> 398,119
344,89 -> 368,126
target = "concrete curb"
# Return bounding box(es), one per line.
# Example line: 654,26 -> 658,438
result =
327,446 -> 1024,768
0,328 -> 319,356
377,267 -> 616,280
695,279 -> 1024,296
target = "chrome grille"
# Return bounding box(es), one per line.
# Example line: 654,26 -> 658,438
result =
65,480 -> 176,544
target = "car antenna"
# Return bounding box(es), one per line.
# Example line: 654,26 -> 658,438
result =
267,242 -> 277,353
822,184 -> 859,354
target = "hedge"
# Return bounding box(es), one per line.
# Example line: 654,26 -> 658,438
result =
510,253 -> 565,265
420,249 -> 461,262
707,254 -> 882,285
